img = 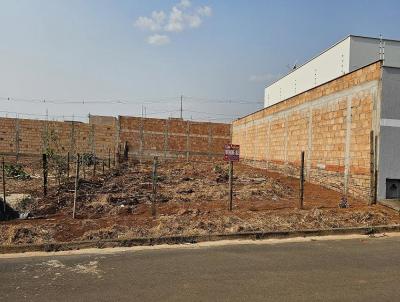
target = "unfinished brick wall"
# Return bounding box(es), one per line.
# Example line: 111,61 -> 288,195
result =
0,118 -> 117,159
0,115 -> 231,161
232,62 -> 382,200
118,116 -> 231,160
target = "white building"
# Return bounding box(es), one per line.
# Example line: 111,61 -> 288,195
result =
265,35 -> 400,107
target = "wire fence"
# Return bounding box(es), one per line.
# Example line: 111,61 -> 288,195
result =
0,151 -> 351,222
0,151 -> 116,219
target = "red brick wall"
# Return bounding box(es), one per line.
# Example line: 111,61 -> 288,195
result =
232,62 -> 382,200
0,115 -> 231,161
118,116 -> 231,160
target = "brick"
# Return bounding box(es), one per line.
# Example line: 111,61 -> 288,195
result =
232,62 -> 381,201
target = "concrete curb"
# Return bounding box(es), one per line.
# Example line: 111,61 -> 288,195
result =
1,224 -> 400,254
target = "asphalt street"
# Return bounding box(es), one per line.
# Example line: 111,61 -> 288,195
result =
1,235 -> 400,301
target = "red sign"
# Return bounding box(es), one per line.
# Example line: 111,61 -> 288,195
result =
224,144 -> 240,162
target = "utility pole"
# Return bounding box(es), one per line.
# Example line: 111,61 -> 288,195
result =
180,95 -> 183,120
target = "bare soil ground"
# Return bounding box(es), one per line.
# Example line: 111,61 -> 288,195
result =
1,160 -> 399,245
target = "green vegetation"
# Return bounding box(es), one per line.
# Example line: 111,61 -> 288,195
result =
4,164 -> 31,180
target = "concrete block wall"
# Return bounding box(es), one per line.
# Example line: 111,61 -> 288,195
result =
232,62 -> 382,200
0,115 -> 230,161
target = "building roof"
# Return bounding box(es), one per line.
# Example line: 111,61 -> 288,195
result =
266,34 -> 399,89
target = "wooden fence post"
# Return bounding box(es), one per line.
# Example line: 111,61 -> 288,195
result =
374,135 -> 378,204
42,154 -> 48,197
2,157 -> 6,215
299,151 -> 305,209
369,131 -> 375,205
93,156 -> 97,177
67,152 -> 70,179
108,149 -> 111,168
115,149 -> 118,168
102,159 -> 105,174
82,157 -> 86,179
229,161 -> 233,211
72,154 -> 80,219
151,156 -> 158,217
124,141 -> 129,161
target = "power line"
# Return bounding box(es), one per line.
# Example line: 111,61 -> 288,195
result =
0,95 -> 264,105
0,111 -> 89,122
184,110 -> 240,118
0,108 -> 237,121
0,94 -> 257,122
146,109 -> 180,116
0,96 -> 179,105
0,110 -> 87,119
184,96 -> 263,105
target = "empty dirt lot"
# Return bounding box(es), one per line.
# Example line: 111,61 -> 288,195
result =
1,159 -> 399,246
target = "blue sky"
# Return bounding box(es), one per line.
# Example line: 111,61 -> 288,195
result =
0,0 -> 399,122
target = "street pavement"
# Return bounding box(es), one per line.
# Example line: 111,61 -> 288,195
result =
1,235 -> 400,301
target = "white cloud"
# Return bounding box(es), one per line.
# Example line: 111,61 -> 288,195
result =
147,34 -> 170,46
152,11 -> 166,24
249,74 -> 277,83
197,6 -> 212,17
165,6 -> 185,32
135,11 -> 166,32
178,0 -> 191,9
134,1 -> 212,45
186,14 -> 202,28
135,16 -> 160,31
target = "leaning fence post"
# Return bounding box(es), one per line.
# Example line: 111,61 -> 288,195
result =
2,157 -> 6,215
72,154 -> 80,219
151,156 -> 158,218
299,151 -> 305,209
42,154 -> 48,197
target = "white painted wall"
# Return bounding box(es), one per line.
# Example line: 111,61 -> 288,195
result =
350,36 -> 400,70
264,37 -> 351,107
264,35 -> 400,108
349,36 -> 381,70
